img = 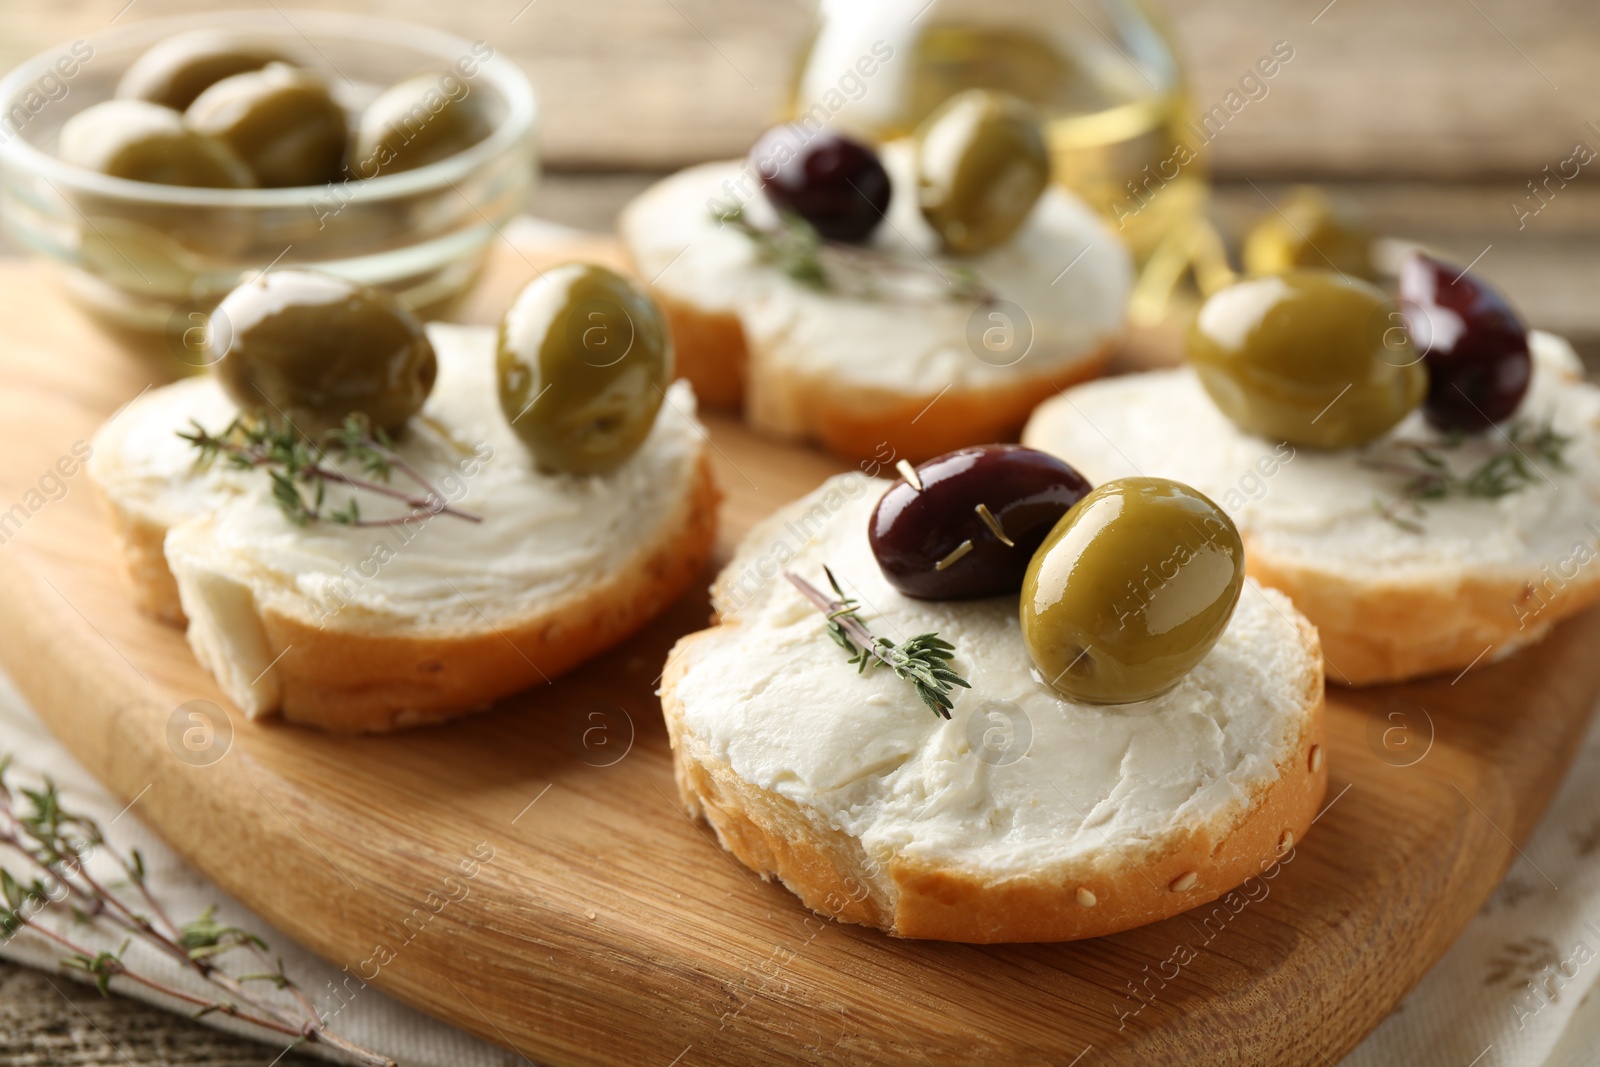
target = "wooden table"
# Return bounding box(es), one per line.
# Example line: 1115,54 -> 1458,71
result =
5,0 -> 1600,180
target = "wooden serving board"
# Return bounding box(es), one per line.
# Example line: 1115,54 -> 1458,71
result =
2,240 -> 1598,1067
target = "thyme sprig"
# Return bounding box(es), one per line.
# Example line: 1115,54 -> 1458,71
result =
179,415 -> 481,529
786,568 -> 971,718
1360,420 -> 1572,533
714,204 -> 994,304
717,204 -> 827,289
0,756 -> 394,1066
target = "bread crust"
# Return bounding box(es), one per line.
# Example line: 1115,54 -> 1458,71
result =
95,496 -> 187,626
1245,541 -> 1600,687
652,287 -> 747,410
638,275 -> 1115,464
100,449 -> 720,733
748,339 -> 1115,466
661,602 -> 1327,943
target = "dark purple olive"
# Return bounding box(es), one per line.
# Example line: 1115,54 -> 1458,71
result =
870,445 -> 1093,600
749,126 -> 891,243
1398,252 -> 1531,432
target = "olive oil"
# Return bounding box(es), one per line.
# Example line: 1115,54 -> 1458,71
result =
788,10 -> 1205,266
898,23 -> 1205,266
1044,94 -> 1206,266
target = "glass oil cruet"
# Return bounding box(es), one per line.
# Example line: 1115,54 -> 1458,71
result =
786,0 -> 1232,337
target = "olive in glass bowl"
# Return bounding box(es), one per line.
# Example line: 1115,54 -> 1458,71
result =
115,29 -> 292,111
0,11 -> 537,355
185,63 -> 348,189
352,73 -> 496,178
58,100 -> 253,189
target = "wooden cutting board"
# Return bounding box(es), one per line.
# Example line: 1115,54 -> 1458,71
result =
2,240 -> 1598,1067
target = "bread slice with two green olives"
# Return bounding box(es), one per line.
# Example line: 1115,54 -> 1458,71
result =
88,267 -> 716,732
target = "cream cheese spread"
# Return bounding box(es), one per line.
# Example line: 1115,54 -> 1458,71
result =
1023,331 -> 1600,580
671,476 -> 1317,875
621,140 -> 1132,392
91,324 -> 706,714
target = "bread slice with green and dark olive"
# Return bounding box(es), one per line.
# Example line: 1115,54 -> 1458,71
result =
1025,260 -> 1600,686
620,92 -> 1132,464
660,456 -> 1326,943
90,267 -> 717,733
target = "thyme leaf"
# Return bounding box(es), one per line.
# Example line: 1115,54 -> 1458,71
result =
786,567 -> 971,718
179,415 -> 480,529
0,760 -> 396,1066
714,204 -> 996,305
1360,419 -> 1572,533
715,204 -> 827,289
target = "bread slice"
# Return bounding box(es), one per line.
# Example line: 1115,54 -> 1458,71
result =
1023,330 -> 1600,686
660,475 -> 1326,942
619,141 -> 1130,463
89,324 -> 718,733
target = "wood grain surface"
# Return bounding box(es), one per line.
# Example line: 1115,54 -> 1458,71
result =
0,239 -> 1598,1067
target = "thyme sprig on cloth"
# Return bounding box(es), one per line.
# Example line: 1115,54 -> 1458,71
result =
0,757 -> 394,1066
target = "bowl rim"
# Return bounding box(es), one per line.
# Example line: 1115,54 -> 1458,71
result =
0,8 -> 539,209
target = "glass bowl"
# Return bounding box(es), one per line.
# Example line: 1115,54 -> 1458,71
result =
0,9 -> 538,359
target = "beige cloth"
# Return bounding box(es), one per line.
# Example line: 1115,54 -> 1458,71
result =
0,669 -> 518,1066
4,666 -> 1599,1066
1340,688 -> 1600,1067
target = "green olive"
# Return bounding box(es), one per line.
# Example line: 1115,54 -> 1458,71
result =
116,30 -> 293,112
1243,186 -> 1377,281
57,100 -> 254,188
1021,477 -> 1245,705
186,63 -> 347,188
497,263 -> 672,475
1188,271 -> 1426,450
916,89 -> 1050,256
350,73 -> 494,177
210,270 -> 436,438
